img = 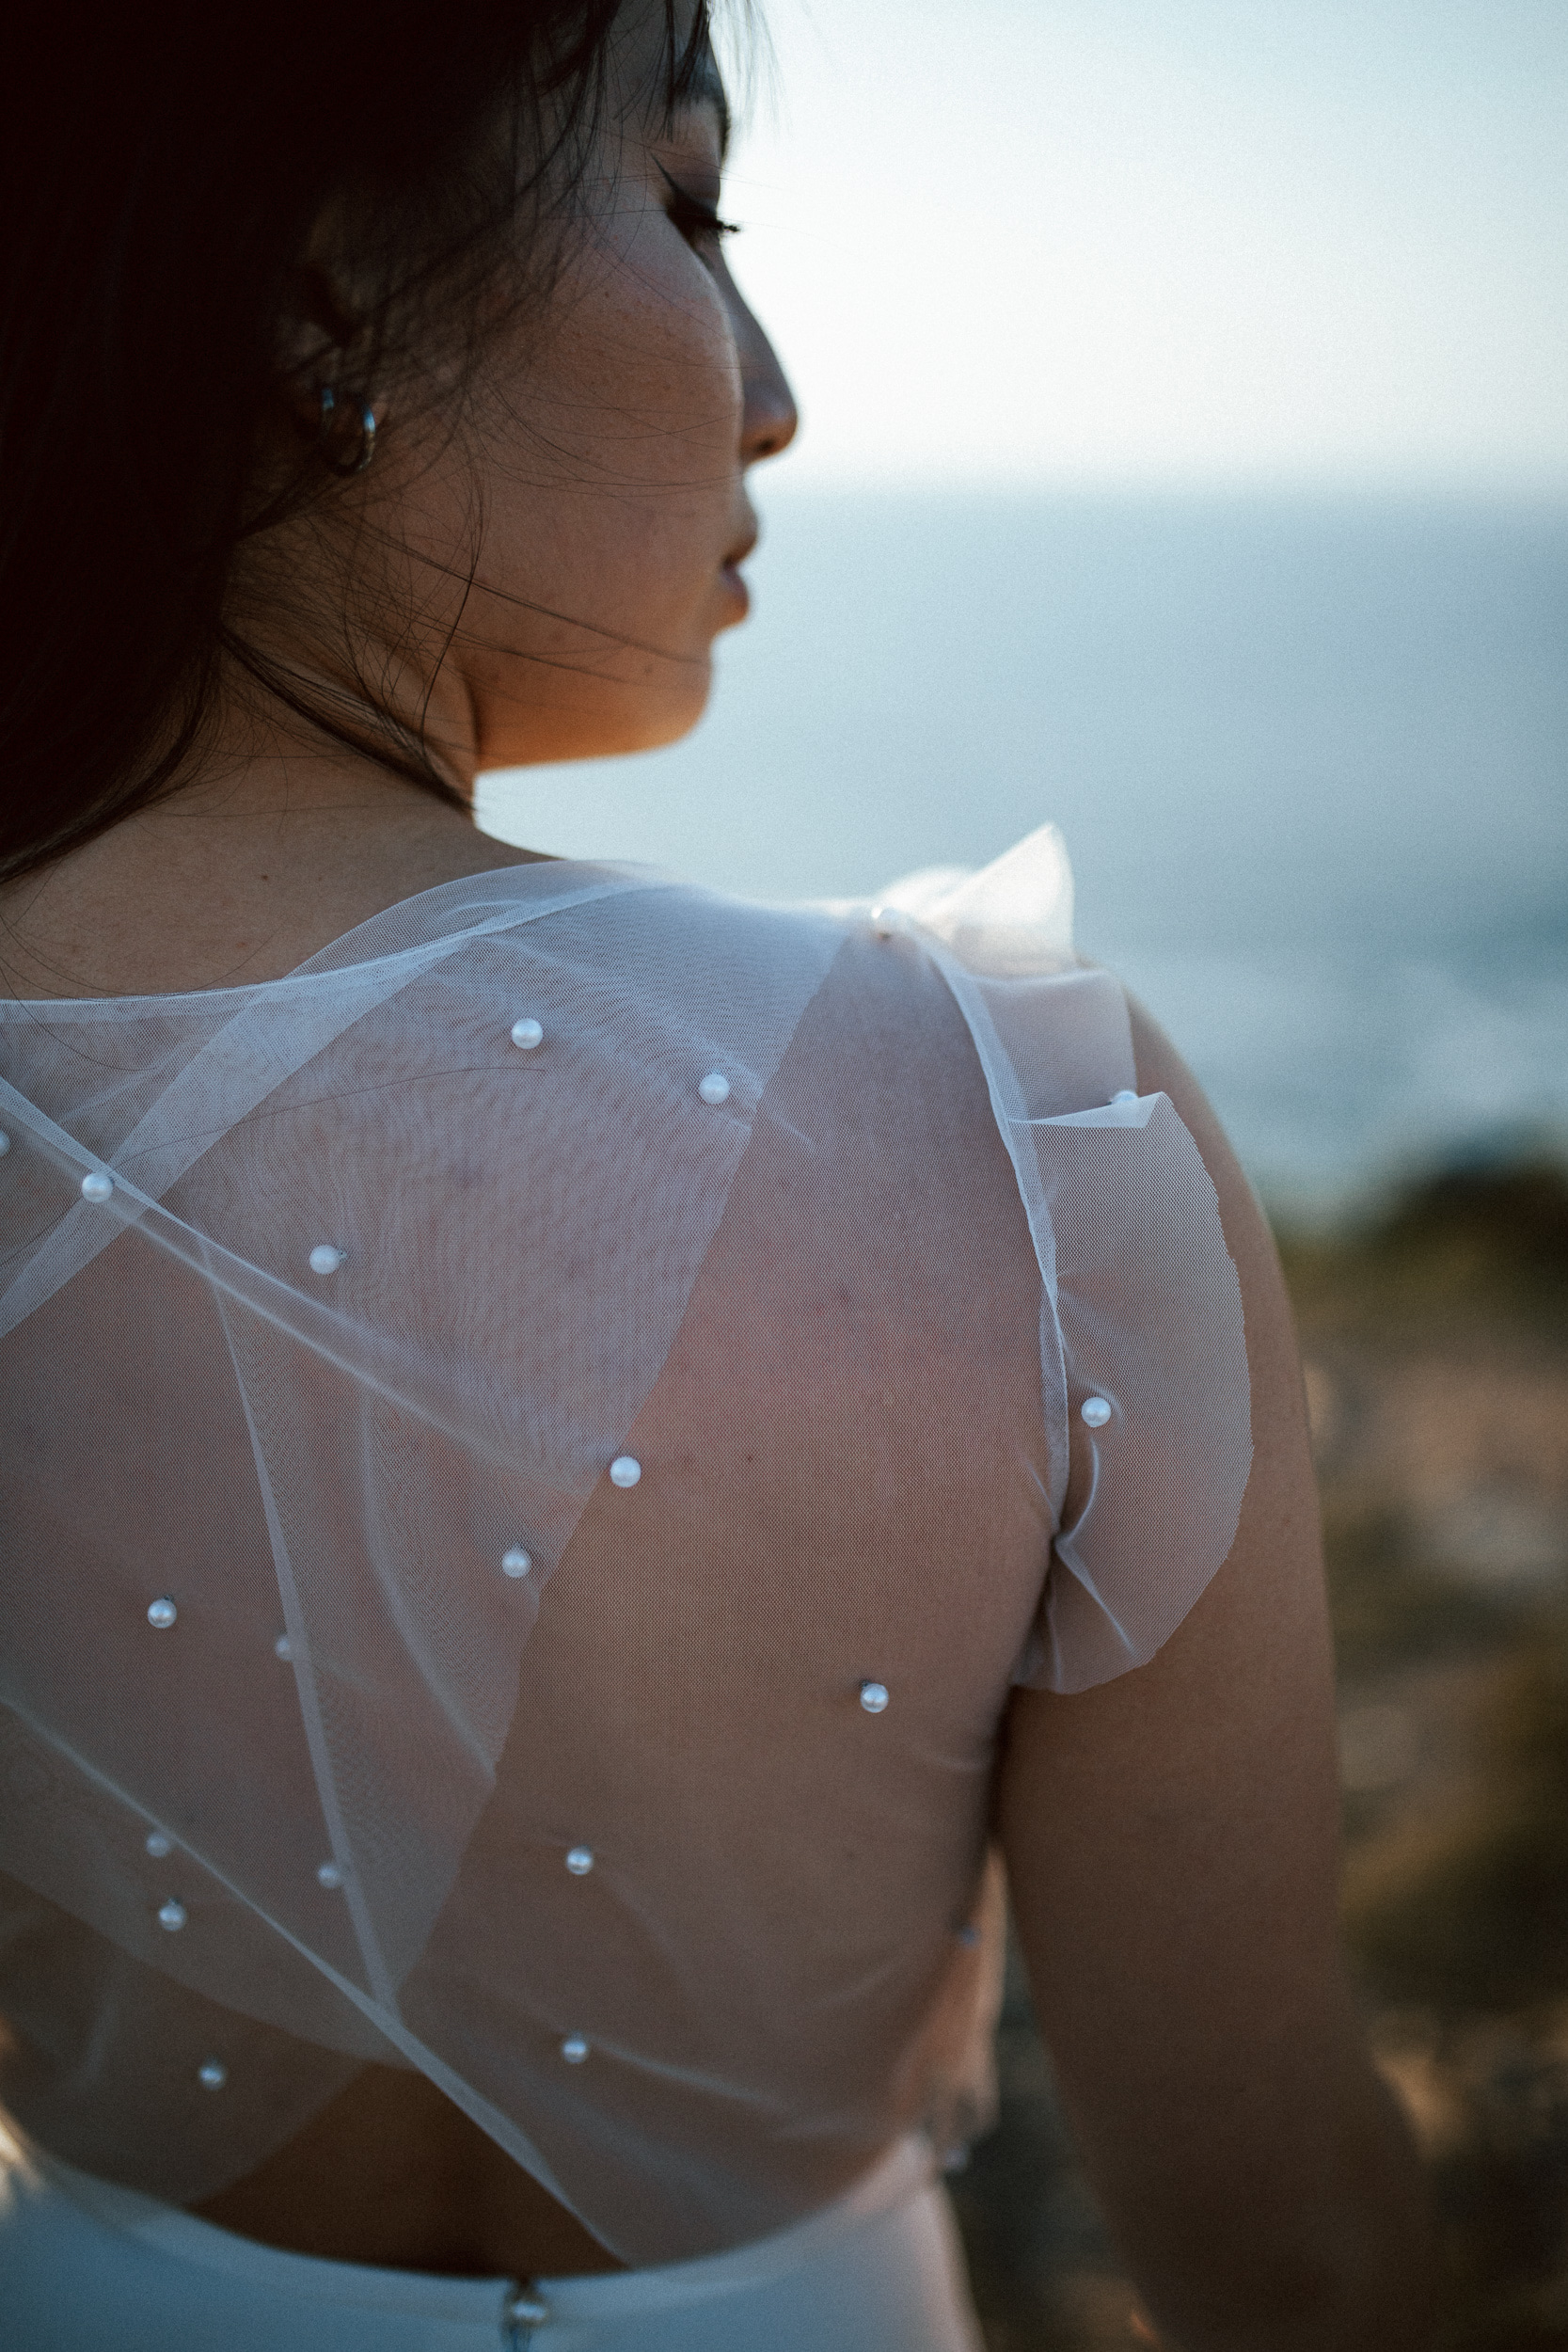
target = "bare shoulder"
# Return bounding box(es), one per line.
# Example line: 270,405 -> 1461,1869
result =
1001,982 -> 1334,1893
1124,991 -> 1296,1348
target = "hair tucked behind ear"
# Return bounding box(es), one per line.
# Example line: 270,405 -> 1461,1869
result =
0,0 -> 716,885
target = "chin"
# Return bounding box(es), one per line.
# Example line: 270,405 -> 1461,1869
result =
575,664 -> 715,759
481,653 -> 714,769
636,676 -> 714,753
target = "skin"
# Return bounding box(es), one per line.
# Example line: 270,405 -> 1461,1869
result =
0,7 -> 1434,2335
1001,1007 -> 1433,2349
0,14 -> 790,1004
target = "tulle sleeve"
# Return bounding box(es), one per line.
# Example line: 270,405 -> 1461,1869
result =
875,826 -> 1254,1693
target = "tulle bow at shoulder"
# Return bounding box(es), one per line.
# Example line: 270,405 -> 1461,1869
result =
872,824 -> 1253,1693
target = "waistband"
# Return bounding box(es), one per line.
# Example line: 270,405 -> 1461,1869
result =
3,2114 -> 938,2333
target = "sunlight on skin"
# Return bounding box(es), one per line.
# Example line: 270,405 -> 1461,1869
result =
0,2 -> 797,1002
241,16 -> 799,783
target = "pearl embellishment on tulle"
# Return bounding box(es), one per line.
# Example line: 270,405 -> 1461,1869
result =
146,1597 -> 178,1629
146,1832 -> 172,1859
275,1635 -> 293,1661
1081,1396 -> 1113,1428
609,1455 -> 641,1489
565,1847 -> 594,1876
561,2035 -> 589,2064
198,2061 -> 228,2090
697,1071 -> 731,1105
157,1900 -> 187,1932
859,1680 -> 890,1714
317,1862 -> 342,1889
870,908 -> 895,939
510,1018 -> 544,1050
501,1547 -> 532,1580
309,1244 -> 344,1275
1112,1089 -> 1138,1106
80,1170 -> 114,1202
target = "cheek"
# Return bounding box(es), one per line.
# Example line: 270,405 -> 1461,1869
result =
546,239 -> 743,488
490,294 -> 740,641
433,239 -> 746,757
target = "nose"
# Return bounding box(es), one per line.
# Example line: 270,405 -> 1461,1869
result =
728,278 -> 799,466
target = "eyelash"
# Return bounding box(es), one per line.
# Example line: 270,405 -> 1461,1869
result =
662,179 -> 740,247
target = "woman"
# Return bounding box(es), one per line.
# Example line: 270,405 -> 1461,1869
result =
0,2 -> 1431,2344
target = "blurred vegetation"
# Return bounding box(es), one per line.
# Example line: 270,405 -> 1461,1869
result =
1278,1158 -> 1568,1341
953,1154 -> 1568,2350
1325,1499 -> 1517,1683
1346,1635 -> 1568,2014
1280,1158 -> 1568,2346
1326,1189 -> 1568,2344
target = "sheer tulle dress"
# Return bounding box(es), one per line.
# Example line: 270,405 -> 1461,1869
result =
0,825 -> 1251,2333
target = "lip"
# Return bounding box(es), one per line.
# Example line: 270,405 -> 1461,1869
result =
718,522 -> 757,620
717,561 -> 751,623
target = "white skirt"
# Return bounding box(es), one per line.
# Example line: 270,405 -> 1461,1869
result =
0,2119 -> 984,2351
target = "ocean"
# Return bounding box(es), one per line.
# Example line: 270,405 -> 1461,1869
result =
479,491 -> 1568,1222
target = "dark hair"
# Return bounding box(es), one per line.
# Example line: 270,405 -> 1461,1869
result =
0,0 -> 715,884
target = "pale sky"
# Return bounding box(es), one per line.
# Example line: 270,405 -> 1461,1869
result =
716,0 -> 1568,490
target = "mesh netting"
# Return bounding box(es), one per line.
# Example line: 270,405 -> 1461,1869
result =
0,827 -> 1249,2259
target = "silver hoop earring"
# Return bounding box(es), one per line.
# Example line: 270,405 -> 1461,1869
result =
318,385 -> 377,476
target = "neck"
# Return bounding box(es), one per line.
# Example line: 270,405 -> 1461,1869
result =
0,734 -> 546,1002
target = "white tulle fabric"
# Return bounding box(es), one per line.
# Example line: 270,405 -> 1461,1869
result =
0,825 -> 1249,2263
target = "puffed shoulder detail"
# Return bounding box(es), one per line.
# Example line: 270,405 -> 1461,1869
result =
868,826 -> 1254,1693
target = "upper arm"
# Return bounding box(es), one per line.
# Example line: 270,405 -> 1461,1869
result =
997,1002 -> 1427,2343
1002,993 -> 1339,2096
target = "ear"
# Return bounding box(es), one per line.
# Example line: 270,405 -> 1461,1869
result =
273,262 -> 371,441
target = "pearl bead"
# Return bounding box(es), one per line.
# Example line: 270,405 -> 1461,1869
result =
1112,1089 -> 1138,1106
561,2034 -> 589,2064
309,1244 -> 344,1276
565,1846 -> 594,1877
609,1455 -> 641,1489
80,1171 -> 114,1203
510,1018 -> 544,1051
197,2061 -> 228,2090
697,1071 -> 731,1106
317,1862 -> 343,1889
859,1680 -> 890,1715
1081,1395 -> 1113,1428
145,1832 -> 172,1860
870,907 -> 895,940
157,1899 -> 187,1932
507,2295 -> 552,2329
275,1634 -> 293,1661
146,1597 -> 178,1630
501,1547 -> 532,1580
